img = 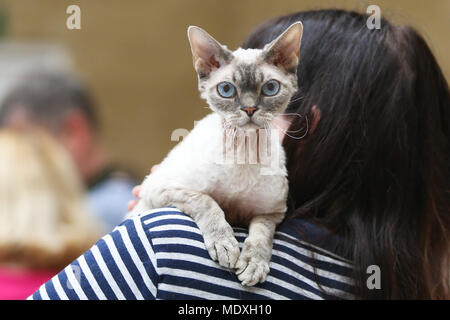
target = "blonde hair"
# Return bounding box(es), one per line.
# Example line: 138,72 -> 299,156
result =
0,129 -> 100,269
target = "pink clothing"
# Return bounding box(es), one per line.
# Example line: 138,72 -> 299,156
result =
0,267 -> 57,300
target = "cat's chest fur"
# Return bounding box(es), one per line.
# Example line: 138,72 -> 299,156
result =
209,164 -> 288,227
141,113 -> 288,227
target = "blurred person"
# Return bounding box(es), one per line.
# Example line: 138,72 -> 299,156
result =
0,71 -> 136,232
0,129 -> 100,300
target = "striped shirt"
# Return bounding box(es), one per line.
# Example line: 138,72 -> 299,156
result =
29,208 -> 354,300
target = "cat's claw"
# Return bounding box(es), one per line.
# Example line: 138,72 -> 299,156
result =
235,239 -> 271,286
236,259 -> 270,286
204,233 -> 240,269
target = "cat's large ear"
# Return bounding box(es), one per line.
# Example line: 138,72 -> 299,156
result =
188,26 -> 233,78
263,21 -> 303,73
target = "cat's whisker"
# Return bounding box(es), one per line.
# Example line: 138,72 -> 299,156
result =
281,112 -> 305,118
285,112 -> 301,116
276,112 -> 308,133
272,115 -> 309,140
288,95 -> 304,104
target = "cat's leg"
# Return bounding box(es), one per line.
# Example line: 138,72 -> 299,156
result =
142,187 -> 241,269
235,212 -> 284,286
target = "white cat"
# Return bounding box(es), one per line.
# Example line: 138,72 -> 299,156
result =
131,22 -> 303,286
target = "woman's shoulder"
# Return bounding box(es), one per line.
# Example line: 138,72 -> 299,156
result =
128,208 -> 354,299
130,208 -> 351,260
129,208 -> 353,274
30,208 -> 355,300
132,208 -> 350,262
275,218 -> 352,265
132,207 -> 201,241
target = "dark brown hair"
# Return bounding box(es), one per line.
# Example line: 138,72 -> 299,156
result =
0,71 -> 99,132
243,9 -> 449,299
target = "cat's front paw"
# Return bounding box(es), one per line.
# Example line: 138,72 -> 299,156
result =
235,238 -> 271,286
203,227 -> 240,269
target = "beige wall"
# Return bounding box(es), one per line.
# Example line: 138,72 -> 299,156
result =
1,0 -> 449,179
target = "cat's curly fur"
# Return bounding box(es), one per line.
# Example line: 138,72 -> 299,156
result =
130,22 -> 303,286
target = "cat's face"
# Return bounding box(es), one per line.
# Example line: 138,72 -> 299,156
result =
188,22 -> 303,129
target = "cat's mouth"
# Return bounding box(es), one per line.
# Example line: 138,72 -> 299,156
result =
233,117 -> 262,129
223,111 -> 270,130
238,114 -> 269,129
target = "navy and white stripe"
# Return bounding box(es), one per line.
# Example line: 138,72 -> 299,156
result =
29,208 -> 354,300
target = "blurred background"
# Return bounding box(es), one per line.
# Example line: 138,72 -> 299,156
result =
0,0 -> 448,179
0,0 -> 449,299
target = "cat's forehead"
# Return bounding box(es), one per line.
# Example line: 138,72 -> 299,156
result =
206,48 -> 284,92
232,63 -> 261,92
228,48 -> 278,91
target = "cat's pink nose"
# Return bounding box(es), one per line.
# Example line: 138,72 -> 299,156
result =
241,106 -> 258,117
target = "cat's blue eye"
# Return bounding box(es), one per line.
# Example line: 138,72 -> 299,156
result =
261,79 -> 280,96
217,82 -> 236,98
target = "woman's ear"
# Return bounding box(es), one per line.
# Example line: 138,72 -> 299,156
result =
310,105 -> 321,134
187,26 -> 233,78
